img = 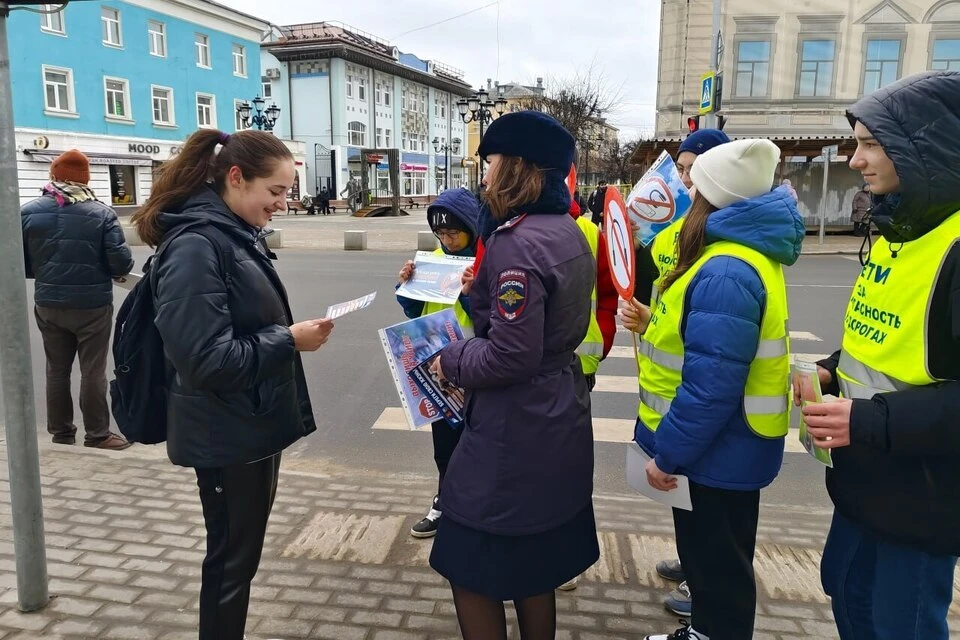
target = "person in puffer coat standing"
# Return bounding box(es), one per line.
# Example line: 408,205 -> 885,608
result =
130,128 -> 335,640
21,149 -> 134,450
395,187 -> 480,538
429,111 -> 600,638
633,139 -> 804,640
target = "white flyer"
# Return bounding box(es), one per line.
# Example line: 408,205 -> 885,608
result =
625,441 -> 693,511
113,273 -> 143,291
325,292 -> 377,320
396,251 -> 474,305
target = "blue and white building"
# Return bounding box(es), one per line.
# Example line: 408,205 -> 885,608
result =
8,0 -> 304,208
262,22 -> 473,200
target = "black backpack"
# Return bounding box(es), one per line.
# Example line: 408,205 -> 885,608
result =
110,223 -> 233,444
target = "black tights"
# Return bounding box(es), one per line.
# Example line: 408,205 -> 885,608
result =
451,584 -> 556,640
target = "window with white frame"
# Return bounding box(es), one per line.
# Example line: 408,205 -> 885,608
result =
234,99 -> 251,131
384,129 -> 392,147
346,74 -> 354,98
932,39 -> 960,71
383,84 -> 391,106
401,131 -> 408,150
101,7 -> 122,47
195,33 -> 210,68
347,121 -> 366,146
376,82 -> 383,105
402,171 -> 426,196
232,44 -> 246,77
358,76 -> 366,101
863,39 -> 902,93
735,40 -> 771,97
197,93 -> 216,128
434,95 -> 446,118
42,66 -> 74,113
262,81 -> 272,98
104,77 -> 130,119
797,39 -> 835,97
40,4 -> 65,34
148,20 -> 165,57
151,86 -> 174,125
376,128 -> 384,148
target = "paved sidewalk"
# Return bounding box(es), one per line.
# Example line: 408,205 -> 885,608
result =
0,441 -> 956,639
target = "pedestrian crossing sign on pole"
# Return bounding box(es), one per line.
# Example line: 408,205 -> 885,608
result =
699,72 -> 716,115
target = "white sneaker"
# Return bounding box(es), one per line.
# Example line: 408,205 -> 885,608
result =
557,575 -> 580,591
644,622 -> 709,640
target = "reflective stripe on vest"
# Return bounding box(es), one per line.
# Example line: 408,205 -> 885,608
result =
638,240 -> 792,438
837,210 -> 960,400
574,216 -> 603,375
422,248 -> 475,337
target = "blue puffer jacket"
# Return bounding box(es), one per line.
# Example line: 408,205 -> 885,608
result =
635,186 -> 804,490
397,187 -> 480,319
21,194 -> 134,309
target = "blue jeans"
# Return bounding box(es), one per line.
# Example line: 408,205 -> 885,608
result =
822,511 -> 957,640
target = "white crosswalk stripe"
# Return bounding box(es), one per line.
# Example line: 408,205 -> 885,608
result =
371,331 -> 828,456
371,407 -> 810,453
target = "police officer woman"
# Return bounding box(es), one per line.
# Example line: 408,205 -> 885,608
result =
632,139 -> 804,640
428,111 -> 600,639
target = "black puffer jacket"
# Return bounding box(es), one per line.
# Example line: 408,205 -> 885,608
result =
152,187 -> 316,468
819,71 -> 960,556
21,195 -> 134,308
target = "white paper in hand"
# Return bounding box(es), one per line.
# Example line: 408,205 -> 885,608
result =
625,442 -> 692,511
113,273 -> 143,291
325,292 -> 377,320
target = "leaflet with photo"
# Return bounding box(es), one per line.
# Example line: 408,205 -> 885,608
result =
396,251 -> 473,305
379,309 -> 465,429
625,150 -> 694,248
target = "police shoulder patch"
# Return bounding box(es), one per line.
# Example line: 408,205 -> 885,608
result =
494,213 -> 527,234
497,269 -> 528,320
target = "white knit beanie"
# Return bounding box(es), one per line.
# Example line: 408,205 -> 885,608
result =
689,139 -> 781,209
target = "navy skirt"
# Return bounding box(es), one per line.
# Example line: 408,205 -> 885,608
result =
429,503 -> 600,601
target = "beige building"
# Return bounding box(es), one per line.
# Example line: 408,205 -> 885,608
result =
640,0 -> 960,226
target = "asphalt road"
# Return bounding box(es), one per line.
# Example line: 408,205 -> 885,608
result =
6,248 -> 864,510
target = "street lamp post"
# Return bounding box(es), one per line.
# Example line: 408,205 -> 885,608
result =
236,95 -> 281,132
432,136 -> 461,191
457,87 -> 507,185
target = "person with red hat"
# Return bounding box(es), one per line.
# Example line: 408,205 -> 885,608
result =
21,149 -> 134,450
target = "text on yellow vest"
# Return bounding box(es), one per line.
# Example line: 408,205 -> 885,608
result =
837,210 -> 960,399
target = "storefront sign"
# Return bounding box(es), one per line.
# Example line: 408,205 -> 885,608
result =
128,143 -> 162,155
400,163 -> 428,173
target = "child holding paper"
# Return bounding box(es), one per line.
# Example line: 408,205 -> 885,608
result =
630,139 -> 804,640
395,187 -> 480,538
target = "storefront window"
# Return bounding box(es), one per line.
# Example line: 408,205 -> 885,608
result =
402,170 -> 426,196
109,165 -> 137,205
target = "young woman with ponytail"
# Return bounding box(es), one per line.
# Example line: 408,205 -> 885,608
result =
627,139 -> 805,640
133,128 -> 334,639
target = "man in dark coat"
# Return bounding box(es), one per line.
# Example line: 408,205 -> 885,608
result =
588,180 -> 608,225
21,149 -> 134,450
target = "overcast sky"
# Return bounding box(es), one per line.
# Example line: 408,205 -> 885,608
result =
222,0 -> 661,140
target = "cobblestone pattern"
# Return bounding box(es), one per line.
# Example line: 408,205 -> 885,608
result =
0,444 -> 954,639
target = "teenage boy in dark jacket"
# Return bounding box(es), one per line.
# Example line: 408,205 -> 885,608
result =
801,70 -> 960,640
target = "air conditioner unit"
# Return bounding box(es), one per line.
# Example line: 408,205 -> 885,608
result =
265,68 -> 281,79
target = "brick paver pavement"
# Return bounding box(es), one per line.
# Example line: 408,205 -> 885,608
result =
0,441 -> 955,639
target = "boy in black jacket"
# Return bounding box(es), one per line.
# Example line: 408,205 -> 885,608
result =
801,71 -> 960,640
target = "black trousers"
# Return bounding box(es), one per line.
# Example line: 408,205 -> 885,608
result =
195,454 -> 281,640
431,420 -> 463,493
673,481 -> 760,640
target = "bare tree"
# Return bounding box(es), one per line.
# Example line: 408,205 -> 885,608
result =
601,137 -> 645,184
517,60 -> 625,143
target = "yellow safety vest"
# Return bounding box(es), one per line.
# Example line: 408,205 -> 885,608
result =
837,211 -> 960,399
574,216 -> 604,375
422,248 -> 475,337
651,217 -> 686,285
637,241 -> 792,438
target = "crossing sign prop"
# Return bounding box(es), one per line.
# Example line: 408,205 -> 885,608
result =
603,188 -> 636,300
699,72 -> 716,115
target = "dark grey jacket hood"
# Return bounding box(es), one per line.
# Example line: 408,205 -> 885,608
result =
846,71 -> 960,242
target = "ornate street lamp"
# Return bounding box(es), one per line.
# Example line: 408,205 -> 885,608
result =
457,87 -> 507,183
236,95 -> 281,132
433,136 -> 462,191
